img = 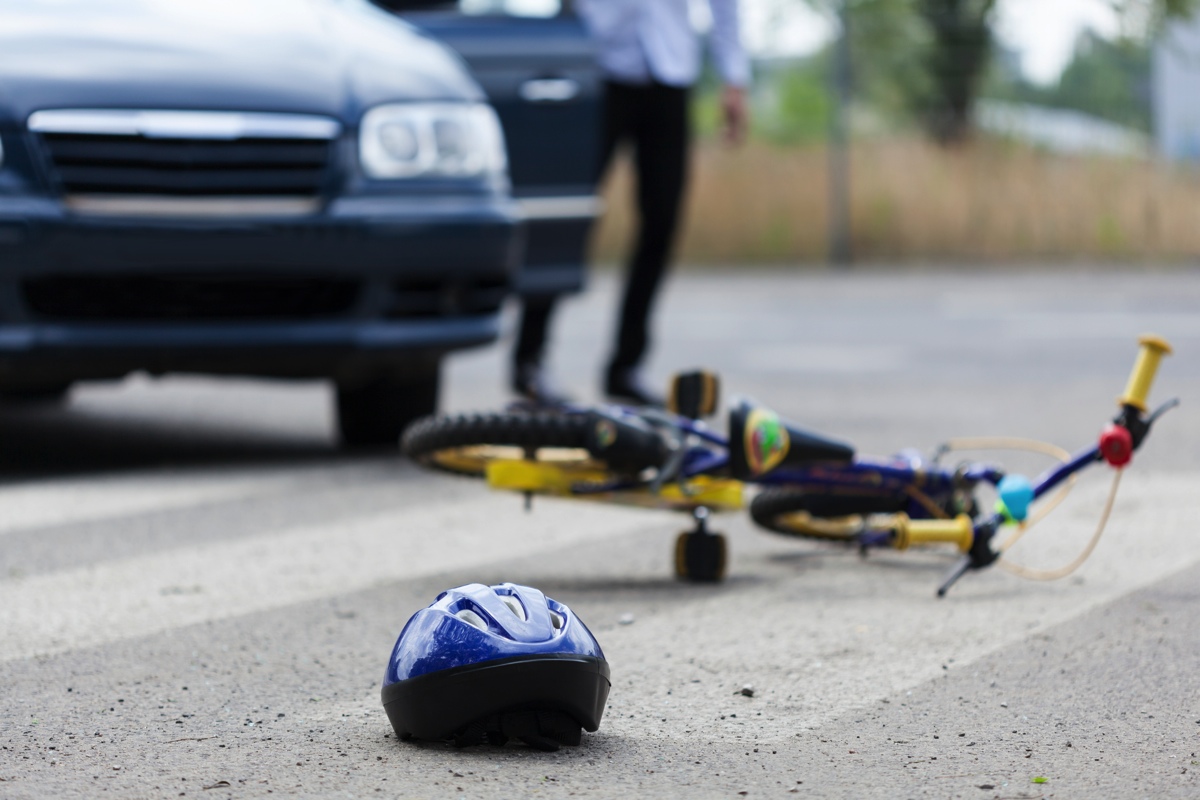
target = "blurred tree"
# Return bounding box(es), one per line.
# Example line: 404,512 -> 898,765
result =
763,66 -> 833,142
803,0 -> 1198,143
988,31 -> 1154,131
1053,34 -> 1150,129
916,0 -> 996,143
1110,0 -> 1200,39
846,0 -> 932,121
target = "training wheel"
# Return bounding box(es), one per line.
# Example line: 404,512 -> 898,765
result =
674,530 -> 728,583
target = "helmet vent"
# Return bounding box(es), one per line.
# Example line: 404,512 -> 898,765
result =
455,609 -> 488,631
500,595 -> 527,622
549,611 -> 565,631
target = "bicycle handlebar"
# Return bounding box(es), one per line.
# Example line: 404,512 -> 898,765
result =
1119,334 -> 1172,412
937,335 -> 1175,596
892,514 -> 974,553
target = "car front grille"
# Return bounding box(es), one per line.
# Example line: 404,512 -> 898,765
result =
39,134 -> 334,197
29,110 -> 340,201
22,275 -> 361,322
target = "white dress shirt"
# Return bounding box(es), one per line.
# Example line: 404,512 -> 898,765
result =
577,0 -> 750,88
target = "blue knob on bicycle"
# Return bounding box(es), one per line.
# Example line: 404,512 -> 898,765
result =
997,475 -> 1034,523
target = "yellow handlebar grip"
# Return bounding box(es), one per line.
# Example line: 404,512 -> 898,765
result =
892,514 -> 974,553
1119,334 -> 1172,412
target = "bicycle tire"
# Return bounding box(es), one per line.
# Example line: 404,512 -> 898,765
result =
749,489 -> 906,541
402,412 -> 664,478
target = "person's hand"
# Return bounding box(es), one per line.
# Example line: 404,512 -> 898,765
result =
721,85 -> 748,147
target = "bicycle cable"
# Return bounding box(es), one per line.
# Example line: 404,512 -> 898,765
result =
940,436 -> 1121,581
941,436 -> 1076,528
997,468 -> 1122,581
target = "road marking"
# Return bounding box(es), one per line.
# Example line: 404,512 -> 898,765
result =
0,492 -> 650,662
284,472 -> 1200,748
0,468 -> 318,537
593,471 -> 1200,742
2,465 -> 1196,754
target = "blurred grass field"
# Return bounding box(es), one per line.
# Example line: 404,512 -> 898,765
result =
592,138 -> 1200,265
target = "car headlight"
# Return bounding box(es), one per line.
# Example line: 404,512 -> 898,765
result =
359,103 -> 506,180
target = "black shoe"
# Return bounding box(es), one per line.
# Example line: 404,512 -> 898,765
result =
604,366 -> 664,408
512,362 -> 571,407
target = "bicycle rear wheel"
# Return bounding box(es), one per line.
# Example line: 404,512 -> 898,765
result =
749,489 -> 906,541
402,412 -> 666,479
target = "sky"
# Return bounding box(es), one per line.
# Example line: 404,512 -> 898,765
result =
740,0 -> 1126,85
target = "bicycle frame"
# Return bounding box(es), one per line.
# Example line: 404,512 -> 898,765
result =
492,402 -> 998,554
578,404 -> 1000,512
488,336 -> 1174,595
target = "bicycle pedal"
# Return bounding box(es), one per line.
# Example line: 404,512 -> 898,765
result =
668,370 -> 720,419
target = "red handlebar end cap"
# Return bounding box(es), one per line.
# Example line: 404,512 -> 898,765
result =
1099,424 -> 1134,468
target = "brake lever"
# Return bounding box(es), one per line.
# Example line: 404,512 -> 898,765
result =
1146,397 -> 1180,427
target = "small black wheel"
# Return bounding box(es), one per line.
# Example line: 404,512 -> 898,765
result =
674,531 -> 728,583
337,365 -> 440,448
749,489 -> 906,541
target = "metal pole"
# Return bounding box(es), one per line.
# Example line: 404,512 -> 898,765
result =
829,0 -> 852,266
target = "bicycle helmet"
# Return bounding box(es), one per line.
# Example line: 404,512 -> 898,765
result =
381,582 -> 610,750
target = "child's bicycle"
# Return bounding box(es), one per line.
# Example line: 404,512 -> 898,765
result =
402,336 -> 1176,596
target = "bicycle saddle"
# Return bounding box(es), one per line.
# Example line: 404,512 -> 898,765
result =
728,400 -> 854,479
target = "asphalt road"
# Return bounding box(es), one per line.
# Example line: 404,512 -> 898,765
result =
1,268 -> 1199,799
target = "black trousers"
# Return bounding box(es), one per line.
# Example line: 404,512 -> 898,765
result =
514,80 -> 691,373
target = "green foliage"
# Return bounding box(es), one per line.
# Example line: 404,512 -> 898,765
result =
1052,35 -> 1152,130
753,59 -> 833,143
691,82 -> 724,140
847,0 -> 935,120
1111,0 -> 1200,40
917,0 -> 997,141
795,0 -> 1199,143
984,31 -> 1153,130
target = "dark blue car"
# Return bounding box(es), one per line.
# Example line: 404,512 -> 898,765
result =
0,0 -> 598,444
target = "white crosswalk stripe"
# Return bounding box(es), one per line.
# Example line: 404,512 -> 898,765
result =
4,465 -> 1197,694
0,466 -> 324,537
0,490 -> 650,662
239,472 -> 1200,749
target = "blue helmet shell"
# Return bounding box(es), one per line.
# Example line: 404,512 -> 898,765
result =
383,582 -> 605,686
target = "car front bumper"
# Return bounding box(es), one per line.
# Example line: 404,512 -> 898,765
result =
0,193 -> 521,384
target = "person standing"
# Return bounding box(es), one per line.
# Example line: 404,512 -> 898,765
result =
512,0 -> 750,406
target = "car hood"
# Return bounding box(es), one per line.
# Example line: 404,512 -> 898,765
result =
0,0 -> 480,128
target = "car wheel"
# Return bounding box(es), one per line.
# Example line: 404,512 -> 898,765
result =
0,382 -> 73,406
337,365 -> 440,449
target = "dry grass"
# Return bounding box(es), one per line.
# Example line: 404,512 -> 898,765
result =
591,138 -> 1200,264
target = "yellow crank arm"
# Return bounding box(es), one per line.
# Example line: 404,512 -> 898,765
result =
656,477 -> 744,512
485,459 -> 743,511
486,459 -> 610,495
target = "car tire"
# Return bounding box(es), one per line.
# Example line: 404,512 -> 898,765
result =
0,382 -> 73,406
337,365 -> 440,449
